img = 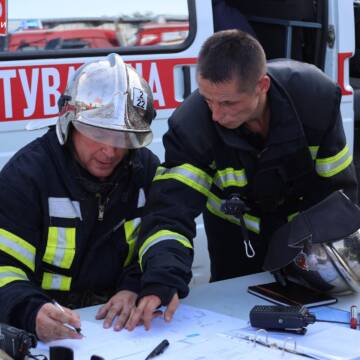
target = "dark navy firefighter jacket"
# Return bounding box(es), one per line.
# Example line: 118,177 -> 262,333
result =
0,128 -> 159,334
137,59 -> 358,303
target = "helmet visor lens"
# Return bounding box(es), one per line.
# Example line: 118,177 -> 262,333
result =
73,121 -> 153,149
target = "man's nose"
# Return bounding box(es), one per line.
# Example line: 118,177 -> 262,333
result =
210,103 -> 223,122
101,144 -> 117,157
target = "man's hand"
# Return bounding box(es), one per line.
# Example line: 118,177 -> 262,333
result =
95,290 -> 137,331
125,292 -> 179,331
36,302 -> 82,342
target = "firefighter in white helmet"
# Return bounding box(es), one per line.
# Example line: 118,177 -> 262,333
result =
0,53 -> 159,341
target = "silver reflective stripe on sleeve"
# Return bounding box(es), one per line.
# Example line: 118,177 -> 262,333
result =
206,195 -> 260,234
139,230 -> 193,270
213,168 -> 247,189
0,229 -> 36,271
316,145 -> 352,177
0,266 -> 28,287
154,164 -> 212,197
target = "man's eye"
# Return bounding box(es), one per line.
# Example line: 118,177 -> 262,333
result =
221,101 -> 233,107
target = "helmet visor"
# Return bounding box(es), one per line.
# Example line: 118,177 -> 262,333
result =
73,121 -> 153,149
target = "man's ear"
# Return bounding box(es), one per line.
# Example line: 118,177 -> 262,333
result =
258,75 -> 271,94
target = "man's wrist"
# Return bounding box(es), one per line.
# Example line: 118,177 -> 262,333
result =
138,284 -> 176,306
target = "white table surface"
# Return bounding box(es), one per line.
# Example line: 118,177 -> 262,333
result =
183,272 -> 360,318
31,272 -> 360,358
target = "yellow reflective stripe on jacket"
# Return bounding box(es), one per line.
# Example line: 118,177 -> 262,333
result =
43,227 -> 76,269
316,145 -> 352,177
124,218 -> 141,267
287,212 -> 299,221
0,228 -> 35,271
308,146 -> 319,160
0,266 -> 28,287
206,194 -> 260,234
41,272 -> 72,290
213,168 -> 247,189
154,164 -> 212,197
139,230 -> 193,269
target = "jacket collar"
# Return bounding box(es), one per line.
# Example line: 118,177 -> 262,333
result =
214,72 -> 307,152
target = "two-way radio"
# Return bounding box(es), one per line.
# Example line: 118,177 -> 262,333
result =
250,305 -> 359,334
0,323 -> 37,360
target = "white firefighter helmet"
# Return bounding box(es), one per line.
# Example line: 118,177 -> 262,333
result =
264,191 -> 360,295
56,53 -> 155,149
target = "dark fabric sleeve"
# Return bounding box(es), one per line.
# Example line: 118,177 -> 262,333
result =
2,283 -> 50,335
144,150 -> 161,190
115,150 -> 161,294
0,158 -> 50,334
116,262 -> 142,294
138,283 -> 177,306
313,107 -> 358,204
136,114 -> 214,299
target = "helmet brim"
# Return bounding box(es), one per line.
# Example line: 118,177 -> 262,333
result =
73,121 -> 153,149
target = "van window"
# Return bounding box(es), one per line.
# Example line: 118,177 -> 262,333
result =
2,0 -> 189,55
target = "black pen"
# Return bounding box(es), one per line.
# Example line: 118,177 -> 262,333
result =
52,300 -> 82,334
144,339 -> 169,360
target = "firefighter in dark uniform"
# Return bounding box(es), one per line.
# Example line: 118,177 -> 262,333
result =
126,30 -> 358,330
0,54 -> 159,341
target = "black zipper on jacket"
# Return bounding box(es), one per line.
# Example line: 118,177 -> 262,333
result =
96,193 -> 107,221
95,182 -> 120,221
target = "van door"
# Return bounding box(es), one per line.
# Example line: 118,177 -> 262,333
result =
0,0 -> 213,284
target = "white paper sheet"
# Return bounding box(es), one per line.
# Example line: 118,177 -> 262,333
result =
235,322 -> 360,360
36,304 -> 249,360
37,304 -> 360,360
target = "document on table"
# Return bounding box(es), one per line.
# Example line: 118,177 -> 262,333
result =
36,304 -> 360,360
35,304 -> 307,360
234,321 -> 360,360
36,304 -> 249,359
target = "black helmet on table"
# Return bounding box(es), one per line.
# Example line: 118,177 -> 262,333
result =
264,191 -> 360,294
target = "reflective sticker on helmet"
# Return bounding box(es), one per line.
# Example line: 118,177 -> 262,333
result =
133,88 -> 148,110
294,251 -> 309,270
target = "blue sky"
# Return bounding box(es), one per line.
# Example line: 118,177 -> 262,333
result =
9,0 -> 188,19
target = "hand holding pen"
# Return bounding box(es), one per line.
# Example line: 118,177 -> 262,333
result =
35,300 -> 83,342
52,300 -> 83,334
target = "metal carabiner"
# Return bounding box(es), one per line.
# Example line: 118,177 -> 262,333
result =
244,239 -> 256,258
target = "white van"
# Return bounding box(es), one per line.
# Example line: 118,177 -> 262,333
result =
0,0 -> 358,285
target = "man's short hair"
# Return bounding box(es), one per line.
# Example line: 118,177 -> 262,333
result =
197,29 -> 266,93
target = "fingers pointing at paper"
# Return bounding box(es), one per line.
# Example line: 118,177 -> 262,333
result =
96,290 -> 138,331
126,293 -> 179,331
